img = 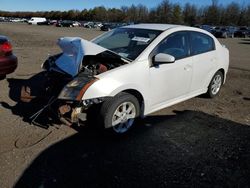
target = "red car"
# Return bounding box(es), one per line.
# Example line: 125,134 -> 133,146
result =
0,36 -> 18,79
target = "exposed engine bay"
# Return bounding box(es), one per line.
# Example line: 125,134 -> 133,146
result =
43,50 -> 127,78
20,37 -> 128,127
80,51 -> 127,76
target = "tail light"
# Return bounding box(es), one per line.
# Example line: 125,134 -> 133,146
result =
0,41 -> 12,55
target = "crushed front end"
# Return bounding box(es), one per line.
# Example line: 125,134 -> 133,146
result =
20,37 -> 127,127
57,71 -> 102,126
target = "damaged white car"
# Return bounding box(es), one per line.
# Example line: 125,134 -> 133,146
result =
22,24 -> 229,134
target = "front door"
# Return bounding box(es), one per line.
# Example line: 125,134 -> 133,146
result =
149,31 -> 193,108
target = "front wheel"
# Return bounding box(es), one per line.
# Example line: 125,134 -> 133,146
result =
100,92 -> 140,134
206,71 -> 223,98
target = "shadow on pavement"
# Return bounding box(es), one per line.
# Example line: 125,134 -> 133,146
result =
14,110 -> 250,188
238,42 -> 250,45
241,38 -> 250,41
239,38 -> 250,45
0,72 -> 60,128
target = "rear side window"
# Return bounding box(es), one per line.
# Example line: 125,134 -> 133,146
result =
190,32 -> 215,55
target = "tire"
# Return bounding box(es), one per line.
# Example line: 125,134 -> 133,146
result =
206,71 -> 223,98
100,92 -> 140,134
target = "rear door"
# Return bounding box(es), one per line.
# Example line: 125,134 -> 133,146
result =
189,31 -> 217,92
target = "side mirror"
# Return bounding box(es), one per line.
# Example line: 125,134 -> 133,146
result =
153,53 -> 175,65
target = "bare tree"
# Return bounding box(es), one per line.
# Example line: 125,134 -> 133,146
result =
156,0 -> 172,23
183,3 -> 197,26
0,0 -> 250,26
172,4 -> 182,24
224,2 -> 240,25
203,4 -> 220,25
137,4 -> 149,22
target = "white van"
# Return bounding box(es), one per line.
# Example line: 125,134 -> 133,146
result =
28,17 -> 46,25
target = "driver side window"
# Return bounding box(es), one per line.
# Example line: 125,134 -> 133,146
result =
155,32 -> 189,60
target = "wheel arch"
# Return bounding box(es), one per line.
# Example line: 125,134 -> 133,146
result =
119,89 -> 145,117
208,68 -> 225,87
217,68 -> 225,84
205,68 -> 226,93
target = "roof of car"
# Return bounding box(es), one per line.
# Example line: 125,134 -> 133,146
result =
122,24 -> 184,31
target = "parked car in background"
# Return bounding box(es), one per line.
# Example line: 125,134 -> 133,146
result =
72,21 -> 81,27
56,20 -> 80,27
212,27 -> 235,38
56,20 -> 72,27
195,25 -> 214,33
37,20 -> 59,26
0,17 -> 5,22
37,20 -> 50,25
0,36 -> 17,79
94,22 -> 103,28
83,22 -> 95,28
10,18 -> 27,23
234,27 -> 250,38
28,17 -> 46,25
44,24 -> 229,134
49,20 -> 58,26
100,23 -> 117,31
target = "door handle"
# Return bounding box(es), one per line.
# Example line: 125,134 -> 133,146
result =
184,65 -> 192,71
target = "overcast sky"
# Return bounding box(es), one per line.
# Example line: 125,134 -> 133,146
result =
1,0 -> 249,12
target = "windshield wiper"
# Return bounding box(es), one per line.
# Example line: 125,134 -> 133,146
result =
106,50 -> 133,63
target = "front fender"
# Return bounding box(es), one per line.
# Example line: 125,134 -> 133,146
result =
82,78 -> 143,100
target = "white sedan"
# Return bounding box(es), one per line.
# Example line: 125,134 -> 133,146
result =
57,24 -> 229,134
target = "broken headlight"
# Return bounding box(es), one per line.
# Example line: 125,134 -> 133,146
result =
81,97 -> 106,108
58,77 -> 98,101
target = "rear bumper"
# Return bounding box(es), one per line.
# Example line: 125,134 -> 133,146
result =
0,55 -> 18,75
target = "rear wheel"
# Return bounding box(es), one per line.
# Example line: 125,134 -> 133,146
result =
100,92 -> 140,134
206,71 -> 223,98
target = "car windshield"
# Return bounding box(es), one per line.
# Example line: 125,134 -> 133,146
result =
92,28 -> 162,61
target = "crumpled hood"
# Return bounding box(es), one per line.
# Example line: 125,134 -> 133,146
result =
55,37 -> 107,77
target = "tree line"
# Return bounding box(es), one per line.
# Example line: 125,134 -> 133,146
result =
0,0 -> 250,26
